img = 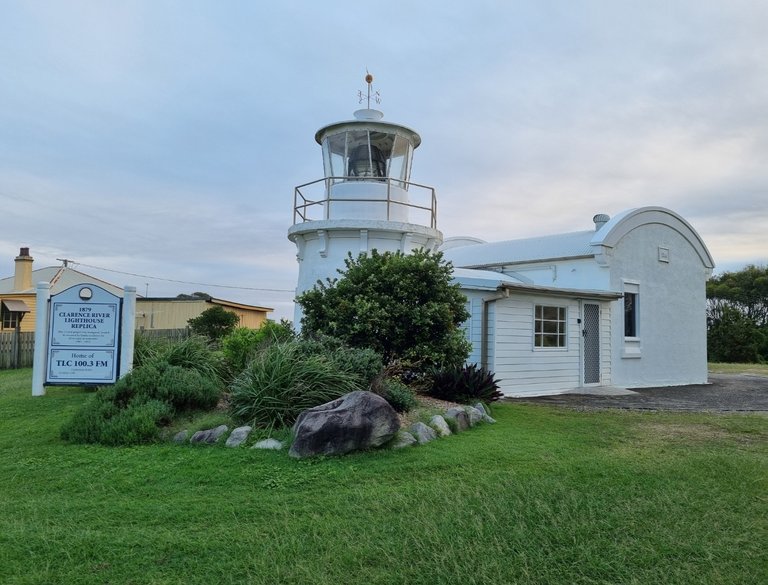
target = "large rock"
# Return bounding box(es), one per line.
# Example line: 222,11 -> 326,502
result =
225,426 -> 252,447
444,407 -> 470,431
190,425 -> 228,444
465,406 -> 484,426
429,415 -> 452,437
410,421 -> 437,444
289,391 -> 400,458
390,431 -> 417,449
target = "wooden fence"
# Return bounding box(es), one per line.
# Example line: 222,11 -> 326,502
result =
0,329 -> 191,370
0,331 -> 35,369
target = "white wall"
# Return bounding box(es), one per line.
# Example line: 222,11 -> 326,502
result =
608,223 -> 709,387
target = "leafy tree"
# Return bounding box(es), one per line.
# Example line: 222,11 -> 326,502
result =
707,306 -> 764,363
297,249 -> 471,367
707,265 -> 768,363
187,305 -> 239,341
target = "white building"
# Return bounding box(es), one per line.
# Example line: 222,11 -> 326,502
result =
443,207 -> 715,396
289,89 -> 715,396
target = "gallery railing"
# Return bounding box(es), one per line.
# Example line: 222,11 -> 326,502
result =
293,177 -> 437,229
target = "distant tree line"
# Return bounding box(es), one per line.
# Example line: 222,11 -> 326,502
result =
707,265 -> 768,363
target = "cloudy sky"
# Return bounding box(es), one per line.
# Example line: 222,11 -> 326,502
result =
1,1 -> 766,321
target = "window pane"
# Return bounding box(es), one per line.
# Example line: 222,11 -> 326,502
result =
624,293 -> 637,337
535,305 -> 567,348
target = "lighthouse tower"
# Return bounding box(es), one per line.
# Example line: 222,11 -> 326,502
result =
288,75 -> 443,324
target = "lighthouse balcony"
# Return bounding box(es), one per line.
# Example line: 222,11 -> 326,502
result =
293,177 -> 437,228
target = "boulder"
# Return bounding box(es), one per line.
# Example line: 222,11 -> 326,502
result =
390,431 -> 417,449
289,391 -> 400,458
252,438 -> 284,450
466,406 -> 484,426
190,425 -> 228,444
444,407 -> 470,431
172,430 -> 189,444
473,402 -> 489,416
483,413 -> 497,424
429,415 -> 452,437
410,421 -> 437,444
225,426 -> 253,447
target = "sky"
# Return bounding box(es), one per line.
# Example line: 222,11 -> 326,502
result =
1,0 -> 766,321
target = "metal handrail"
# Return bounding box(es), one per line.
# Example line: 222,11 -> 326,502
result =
293,177 -> 437,229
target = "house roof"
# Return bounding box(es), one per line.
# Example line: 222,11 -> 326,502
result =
136,297 -> 273,313
453,267 -> 622,300
444,230 -> 596,268
0,266 -> 125,296
443,206 -> 715,270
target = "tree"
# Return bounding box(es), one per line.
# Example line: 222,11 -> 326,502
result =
297,249 -> 471,368
188,305 -> 239,341
707,265 -> 768,363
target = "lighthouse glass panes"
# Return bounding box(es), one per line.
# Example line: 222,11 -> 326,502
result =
321,129 -> 414,186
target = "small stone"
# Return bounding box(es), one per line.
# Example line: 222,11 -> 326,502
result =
390,431 -> 417,449
429,415 -> 452,437
444,407 -> 470,431
190,425 -> 229,444
410,421 -> 438,444
252,438 -> 284,450
172,430 -> 189,444
225,426 -> 253,447
482,414 -> 497,424
466,406 -> 484,426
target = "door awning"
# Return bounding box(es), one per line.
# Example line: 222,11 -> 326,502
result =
1,299 -> 31,312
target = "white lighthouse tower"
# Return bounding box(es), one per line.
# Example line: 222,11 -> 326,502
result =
288,74 -> 443,324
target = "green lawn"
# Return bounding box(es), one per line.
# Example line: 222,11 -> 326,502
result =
1,368 -> 766,585
709,362 -> 768,376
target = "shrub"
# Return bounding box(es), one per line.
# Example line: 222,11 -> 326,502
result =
427,364 -> 503,404
295,334 -> 383,386
61,356 -> 222,445
221,321 -> 295,373
378,379 -> 418,413
229,340 -> 366,430
149,335 -> 228,384
188,305 -> 240,341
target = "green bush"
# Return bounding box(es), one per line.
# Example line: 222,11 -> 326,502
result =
221,321 -> 295,373
61,351 -> 222,445
427,364 -> 503,404
296,334 -> 383,386
188,305 -> 240,341
150,335 -> 228,383
229,340 -> 366,430
378,379 -> 418,413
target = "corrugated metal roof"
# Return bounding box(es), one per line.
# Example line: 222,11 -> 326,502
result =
443,230 -> 597,268
0,267 -> 124,296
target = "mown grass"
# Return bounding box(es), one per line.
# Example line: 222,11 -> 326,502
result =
709,361 -> 768,376
1,368 -> 766,584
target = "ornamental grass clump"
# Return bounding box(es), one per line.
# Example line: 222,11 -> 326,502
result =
427,363 -> 503,404
229,339 -> 372,430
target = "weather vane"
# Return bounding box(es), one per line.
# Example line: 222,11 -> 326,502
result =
357,70 -> 381,108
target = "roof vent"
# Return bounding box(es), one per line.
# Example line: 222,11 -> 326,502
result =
593,214 -> 610,231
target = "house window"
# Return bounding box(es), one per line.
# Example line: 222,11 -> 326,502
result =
1,305 -> 20,330
624,292 -> 638,338
534,305 -> 567,348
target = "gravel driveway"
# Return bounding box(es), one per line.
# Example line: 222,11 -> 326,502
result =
508,374 -> 768,413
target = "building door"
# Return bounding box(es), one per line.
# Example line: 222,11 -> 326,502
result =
582,303 -> 600,385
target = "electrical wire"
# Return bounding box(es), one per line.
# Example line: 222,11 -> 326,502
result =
69,262 -> 295,294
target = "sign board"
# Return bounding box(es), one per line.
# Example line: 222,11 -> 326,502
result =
46,285 -> 121,384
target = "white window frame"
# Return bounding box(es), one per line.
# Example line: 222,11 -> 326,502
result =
622,280 -> 642,359
533,303 -> 568,350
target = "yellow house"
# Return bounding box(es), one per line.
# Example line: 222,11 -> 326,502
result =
136,297 -> 271,331
0,248 -> 124,333
0,248 -> 272,333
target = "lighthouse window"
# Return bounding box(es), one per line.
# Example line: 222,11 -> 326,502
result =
324,133 -> 347,183
389,135 -> 412,186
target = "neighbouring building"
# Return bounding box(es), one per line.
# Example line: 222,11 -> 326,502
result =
136,297 -> 271,332
0,249 -> 273,333
288,87 -> 714,396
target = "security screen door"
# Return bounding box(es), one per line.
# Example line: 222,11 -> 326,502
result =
583,303 -> 600,384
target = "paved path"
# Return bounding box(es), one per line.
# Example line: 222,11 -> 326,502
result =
508,374 -> 768,413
